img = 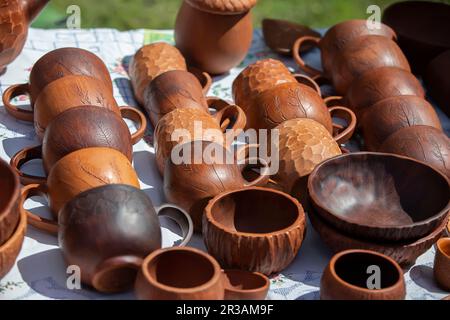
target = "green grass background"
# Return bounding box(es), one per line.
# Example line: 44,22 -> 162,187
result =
32,0 -> 448,30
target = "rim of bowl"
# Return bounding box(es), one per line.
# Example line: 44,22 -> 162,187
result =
0,202 -> 26,252
308,152 -> 450,232
223,269 -> 270,294
437,238 -> 450,259
205,186 -> 305,237
0,160 -> 21,225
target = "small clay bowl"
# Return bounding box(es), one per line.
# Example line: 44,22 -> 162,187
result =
309,152 -> 450,242
309,202 -> 448,267
2,47 -> 112,121
203,187 -> 306,275
0,159 -> 21,246
222,269 -> 270,300
433,237 -> 450,291
135,247 -> 224,300
425,50 -> 450,118
320,249 -> 406,300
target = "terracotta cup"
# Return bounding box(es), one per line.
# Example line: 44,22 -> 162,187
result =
320,249 -> 406,300
20,147 -> 140,234
293,19 -> 396,78
222,269 -> 270,300
434,237 -> 450,291
58,184 -> 193,293
361,96 -> 442,151
164,140 -> 270,232
154,105 -> 246,174
203,186 -> 306,275
2,47 -> 112,121
0,159 -> 21,246
135,247 -> 225,300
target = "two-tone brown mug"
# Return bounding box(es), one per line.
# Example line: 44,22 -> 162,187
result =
2,47 -> 112,121
0,159 -> 21,246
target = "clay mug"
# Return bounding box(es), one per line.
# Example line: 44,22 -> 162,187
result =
361,96 -> 442,151
203,186 -> 306,275
58,184 -> 193,293
222,269 -> 270,300
175,0 -> 257,75
19,147 -> 140,234
164,140 -> 270,231
2,47 -> 112,121
320,249 -> 406,300
154,105 -> 246,174
434,237 -> 450,291
0,159 -> 21,246
293,19 -> 396,78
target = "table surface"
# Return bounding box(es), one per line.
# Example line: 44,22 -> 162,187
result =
0,28 -> 449,300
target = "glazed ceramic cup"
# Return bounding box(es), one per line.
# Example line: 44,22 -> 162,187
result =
320,249 -> 406,300
164,140 -> 270,232
203,186 -> 306,275
2,47 -> 112,121
20,147 -> 140,234
222,269 -> 270,300
135,247 -> 224,300
0,159 -> 21,246
58,184 -> 193,293
308,152 -> 450,242
434,237 -> 450,291
293,19 -> 396,78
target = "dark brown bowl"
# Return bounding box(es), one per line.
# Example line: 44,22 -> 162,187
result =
425,50 -> 450,117
308,152 -> 450,242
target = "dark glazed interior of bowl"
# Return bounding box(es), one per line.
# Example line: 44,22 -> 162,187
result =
0,164 -> 16,214
310,154 -> 449,227
334,252 -> 400,289
211,189 -> 298,234
223,270 -> 267,290
148,250 -> 215,288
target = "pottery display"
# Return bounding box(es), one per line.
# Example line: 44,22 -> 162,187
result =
293,19 -> 396,77
434,237 -> 450,291
222,269 -> 270,300
2,47 -> 112,121
58,184 -> 193,293
203,186 -> 306,275
425,50 -> 450,117
0,159 -> 20,246
20,147 -> 140,234
262,18 -> 320,56
175,0 -> 257,74
361,96 -> 442,151
379,126 -> 450,179
382,1 -> 450,74
164,141 -> 270,231
0,0 -> 49,75
135,247 -> 224,300
320,249 -> 406,300
308,152 -> 450,242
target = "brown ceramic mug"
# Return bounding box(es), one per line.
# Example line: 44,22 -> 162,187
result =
203,186 -> 306,275
0,159 -> 21,246
2,47 -> 112,121
320,249 -> 406,300
58,184 -> 193,293
434,237 -> 450,291
19,147 -> 140,234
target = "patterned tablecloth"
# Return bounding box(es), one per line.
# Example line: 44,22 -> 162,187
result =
0,28 -> 449,300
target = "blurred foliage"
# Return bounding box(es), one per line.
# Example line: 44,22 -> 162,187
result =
32,0 -> 448,30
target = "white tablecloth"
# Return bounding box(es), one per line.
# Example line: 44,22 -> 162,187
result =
0,28 -> 449,300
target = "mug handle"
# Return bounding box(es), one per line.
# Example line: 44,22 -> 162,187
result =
206,97 -> 233,130
156,204 -> 194,247
119,106 -> 147,144
328,106 -> 357,145
209,100 -> 247,143
21,183 -> 58,235
292,36 -> 323,77
293,73 -> 322,96
2,83 -> 34,122
236,144 -> 271,187
324,95 -> 345,107
188,66 -> 212,95
10,145 -> 47,185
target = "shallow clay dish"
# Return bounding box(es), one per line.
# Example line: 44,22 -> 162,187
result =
223,269 -> 270,300
308,152 -> 450,242
425,50 -> 450,117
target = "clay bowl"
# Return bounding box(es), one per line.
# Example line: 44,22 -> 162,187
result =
20,147 -> 140,234
222,269 -> 270,300
58,184 -> 193,293
379,125 -> 450,180
0,159 -> 21,246
0,200 -> 26,279
309,209 -> 448,267
2,47 -> 112,121
203,187 -> 306,275
425,50 -> 450,117
434,237 -> 450,291
292,19 -> 396,77
361,96 -> 442,151
320,249 -> 406,300
262,18 -> 321,56
308,152 -> 450,242
383,1 -> 450,75
135,247 -> 224,300
164,140 -> 270,232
